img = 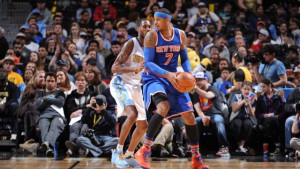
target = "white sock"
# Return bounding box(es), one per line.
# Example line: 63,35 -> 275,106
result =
117,144 -> 124,152
125,150 -> 134,157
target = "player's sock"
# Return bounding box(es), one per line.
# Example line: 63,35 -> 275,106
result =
185,124 -> 200,155
142,113 -> 164,149
125,150 -> 134,157
117,144 -> 124,153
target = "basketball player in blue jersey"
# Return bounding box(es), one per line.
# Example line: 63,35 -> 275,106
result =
110,19 -> 151,168
135,9 -> 209,169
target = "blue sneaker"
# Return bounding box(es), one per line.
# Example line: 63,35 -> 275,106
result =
125,156 -> 140,168
111,149 -> 122,164
115,155 -> 129,168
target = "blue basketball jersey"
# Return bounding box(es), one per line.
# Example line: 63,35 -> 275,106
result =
153,28 -> 181,73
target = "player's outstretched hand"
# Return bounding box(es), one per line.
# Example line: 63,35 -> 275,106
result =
165,71 -> 179,89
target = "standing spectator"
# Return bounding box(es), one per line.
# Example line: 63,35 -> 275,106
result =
93,0 -> 117,23
255,45 -> 287,88
0,27 -> 9,59
35,72 -> 66,156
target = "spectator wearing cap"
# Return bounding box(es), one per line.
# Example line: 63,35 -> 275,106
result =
193,72 -> 231,157
0,27 -> 9,60
290,18 -> 300,45
186,32 -> 196,47
251,28 -> 273,51
275,22 -> 295,46
93,0 -> 117,24
255,45 -> 287,88
26,0 -> 52,26
185,2 -> 222,34
76,94 -> 118,157
2,56 -> 26,93
0,68 -> 20,141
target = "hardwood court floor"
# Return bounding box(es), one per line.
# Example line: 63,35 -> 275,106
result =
0,156 -> 299,169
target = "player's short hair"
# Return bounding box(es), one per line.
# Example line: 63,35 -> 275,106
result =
137,18 -> 148,27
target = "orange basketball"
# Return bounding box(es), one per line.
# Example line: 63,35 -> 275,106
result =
175,72 -> 196,93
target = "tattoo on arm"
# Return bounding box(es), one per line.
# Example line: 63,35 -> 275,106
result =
179,29 -> 187,50
144,30 -> 157,48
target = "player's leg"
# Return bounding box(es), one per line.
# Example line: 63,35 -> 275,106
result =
181,112 -> 209,169
135,93 -> 169,169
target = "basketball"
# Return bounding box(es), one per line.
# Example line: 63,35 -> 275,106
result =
175,72 -> 196,93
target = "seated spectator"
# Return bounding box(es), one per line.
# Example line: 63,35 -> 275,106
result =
290,108 -> 300,159
85,66 -> 107,95
64,72 -> 93,156
102,19 -> 118,44
0,68 -> 20,140
202,36 -> 230,61
284,87 -> 300,157
230,81 -> 256,154
75,0 -> 93,22
93,0 -> 117,24
35,72 -> 66,156
17,70 -> 45,143
255,78 -> 286,156
2,56 -> 26,93
193,72 -> 230,157
76,94 -> 118,157
151,118 -> 174,157
56,69 -> 76,97
23,69 -> 34,85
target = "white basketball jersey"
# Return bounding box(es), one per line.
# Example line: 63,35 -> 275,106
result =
117,37 -> 144,85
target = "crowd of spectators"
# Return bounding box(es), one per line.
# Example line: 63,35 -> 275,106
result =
0,0 -> 300,159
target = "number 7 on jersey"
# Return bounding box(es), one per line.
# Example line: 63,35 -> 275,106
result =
164,53 -> 173,65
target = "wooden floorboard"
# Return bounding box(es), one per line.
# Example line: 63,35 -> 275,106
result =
0,157 -> 299,169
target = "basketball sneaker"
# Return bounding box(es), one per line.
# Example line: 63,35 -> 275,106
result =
111,149 -> 129,168
191,154 -> 209,169
216,147 -> 231,157
125,156 -> 140,168
135,146 -> 151,169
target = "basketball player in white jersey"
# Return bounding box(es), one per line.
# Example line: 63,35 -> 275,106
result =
110,19 -> 151,168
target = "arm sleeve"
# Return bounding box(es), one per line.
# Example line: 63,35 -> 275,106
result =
144,47 -> 166,76
180,48 -> 191,72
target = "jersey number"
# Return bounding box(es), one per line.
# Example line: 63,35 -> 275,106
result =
164,53 -> 173,65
